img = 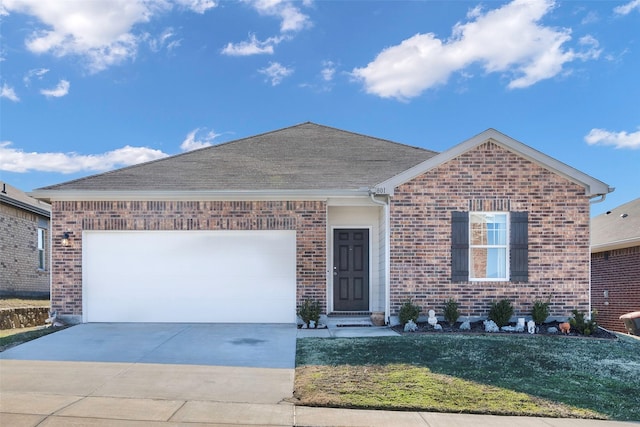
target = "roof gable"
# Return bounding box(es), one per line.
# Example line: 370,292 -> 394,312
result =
378,128 -> 613,197
34,123 -> 437,198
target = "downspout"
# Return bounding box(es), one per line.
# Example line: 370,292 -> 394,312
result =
369,190 -> 391,325
587,190 -> 612,318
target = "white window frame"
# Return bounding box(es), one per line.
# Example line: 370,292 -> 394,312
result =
469,212 -> 509,281
37,228 -> 45,270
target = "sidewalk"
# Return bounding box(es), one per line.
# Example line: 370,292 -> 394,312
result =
2,359 -> 637,427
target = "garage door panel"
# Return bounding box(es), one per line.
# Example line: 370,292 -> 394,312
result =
83,230 -> 296,323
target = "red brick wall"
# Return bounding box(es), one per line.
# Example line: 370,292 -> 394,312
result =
591,246 -> 640,333
389,141 -> 591,320
51,200 -> 326,317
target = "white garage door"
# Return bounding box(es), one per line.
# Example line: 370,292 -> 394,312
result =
83,230 -> 297,323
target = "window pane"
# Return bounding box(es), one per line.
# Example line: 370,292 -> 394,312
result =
470,248 -> 507,279
487,216 -> 507,245
470,213 -> 507,245
470,214 -> 488,245
37,229 -> 45,269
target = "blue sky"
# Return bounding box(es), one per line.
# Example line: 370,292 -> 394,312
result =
1,0 -> 638,216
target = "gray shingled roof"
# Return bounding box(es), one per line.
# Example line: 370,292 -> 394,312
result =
1,181 -> 51,217
38,122 -> 438,192
591,198 -> 640,251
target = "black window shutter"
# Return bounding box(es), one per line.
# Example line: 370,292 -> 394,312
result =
510,212 -> 528,282
451,211 -> 469,282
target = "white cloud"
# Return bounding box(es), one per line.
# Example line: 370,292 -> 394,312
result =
174,0 -> 217,14
245,0 -> 311,33
581,11 -> 599,25
259,62 -> 293,86
144,28 -> 180,53
40,79 -> 70,97
614,0 -> 640,15
321,60 -> 336,82
221,34 -> 282,56
2,0 -> 156,72
352,0 -> 601,100
1,83 -> 20,102
585,128 -> 640,150
1,0 -> 214,73
0,140 -> 169,173
23,68 -> 49,86
180,128 -> 221,151
224,1 -> 311,56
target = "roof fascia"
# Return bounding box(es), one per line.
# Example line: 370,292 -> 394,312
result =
591,238 -> 640,253
377,129 -> 613,197
30,189 -> 371,203
0,193 -> 51,217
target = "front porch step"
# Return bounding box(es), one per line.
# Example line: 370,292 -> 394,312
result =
326,313 -> 373,328
327,311 -> 371,317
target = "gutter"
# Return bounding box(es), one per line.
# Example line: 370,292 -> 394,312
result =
591,237 -> 640,253
0,193 -> 51,217
30,189 -> 373,203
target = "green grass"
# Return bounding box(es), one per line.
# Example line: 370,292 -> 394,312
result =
0,326 -> 65,352
295,334 -> 640,421
0,298 -> 49,309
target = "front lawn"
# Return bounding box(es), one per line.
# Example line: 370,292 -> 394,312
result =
295,333 -> 640,421
0,326 -> 64,352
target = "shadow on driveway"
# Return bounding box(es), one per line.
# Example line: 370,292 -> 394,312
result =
0,323 -> 297,368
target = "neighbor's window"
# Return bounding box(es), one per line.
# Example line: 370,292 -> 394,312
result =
469,212 -> 508,280
37,228 -> 45,270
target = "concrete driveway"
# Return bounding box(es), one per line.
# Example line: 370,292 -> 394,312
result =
1,323 -> 298,426
0,322 -> 297,368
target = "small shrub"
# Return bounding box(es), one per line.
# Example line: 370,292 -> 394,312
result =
488,299 -> 514,328
298,299 -> 321,328
569,309 -> 597,336
398,299 -> 421,325
443,298 -> 460,325
531,299 -> 550,325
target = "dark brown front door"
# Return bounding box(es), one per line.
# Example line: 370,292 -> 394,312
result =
333,229 -> 369,311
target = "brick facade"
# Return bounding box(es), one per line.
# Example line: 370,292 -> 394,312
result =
0,203 -> 50,297
389,141 -> 591,319
51,200 -> 326,317
591,246 -> 640,333
49,141 -> 597,322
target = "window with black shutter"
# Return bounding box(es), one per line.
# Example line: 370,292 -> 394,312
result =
451,211 -> 469,282
509,212 -> 528,282
451,211 -> 528,282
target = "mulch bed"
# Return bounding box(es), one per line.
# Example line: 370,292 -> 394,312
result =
392,320 -> 617,340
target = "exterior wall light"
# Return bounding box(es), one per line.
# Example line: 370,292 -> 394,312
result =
61,231 -> 71,247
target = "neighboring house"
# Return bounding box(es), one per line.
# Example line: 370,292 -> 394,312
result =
591,198 -> 640,333
32,123 -> 613,324
1,181 -> 51,298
